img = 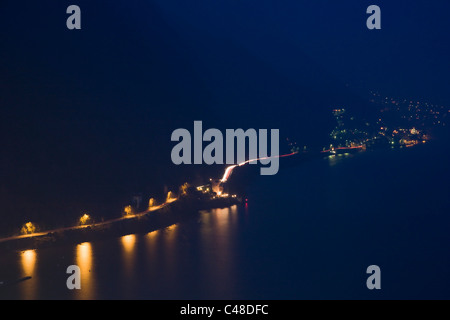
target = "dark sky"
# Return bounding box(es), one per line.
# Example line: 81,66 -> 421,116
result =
1,1 -> 449,223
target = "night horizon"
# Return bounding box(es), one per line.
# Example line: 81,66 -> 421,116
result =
1,0 -> 450,305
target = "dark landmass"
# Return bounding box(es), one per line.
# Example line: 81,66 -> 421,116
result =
0,196 -> 240,252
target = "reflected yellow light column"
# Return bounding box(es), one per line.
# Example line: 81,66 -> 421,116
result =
21,249 -> 36,276
230,205 -> 238,224
121,234 -> 137,254
200,208 -> 235,296
75,242 -> 96,299
144,230 -> 160,269
120,234 -> 137,296
20,249 -> 37,300
162,224 -> 178,277
121,234 -> 137,271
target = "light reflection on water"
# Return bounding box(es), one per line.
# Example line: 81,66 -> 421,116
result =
326,153 -> 353,167
162,224 -> 178,274
75,242 -> 95,299
6,204 -> 241,299
2,144 -> 449,299
21,249 -> 36,277
120,233 -> 137,293
142,224 -> 179,297
121,234 -> 136,254
199,206 -> 237,297
20,249 -> 37,300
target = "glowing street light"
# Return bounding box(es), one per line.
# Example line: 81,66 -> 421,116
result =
79,213 -> 91,226
124,205 -> 133,216
20,222 -> 36,235
148,197 -> 156,210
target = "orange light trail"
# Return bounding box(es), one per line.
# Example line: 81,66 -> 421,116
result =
220,152 -> 298,182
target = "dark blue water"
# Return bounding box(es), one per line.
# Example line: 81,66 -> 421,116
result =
1,142 -> 449,299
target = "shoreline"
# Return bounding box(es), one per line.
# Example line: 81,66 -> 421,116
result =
0,138 -> 437,253
0,196 -> 241,252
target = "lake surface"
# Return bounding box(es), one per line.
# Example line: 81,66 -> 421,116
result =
1,142 -> 449,299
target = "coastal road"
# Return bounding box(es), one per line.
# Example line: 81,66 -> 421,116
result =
0,199 -> 177,244
221,151 -> 298,182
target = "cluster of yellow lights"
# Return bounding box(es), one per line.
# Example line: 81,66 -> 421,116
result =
213,193 -> 237,199
124,205 -> 133,216
20,222 -> 36,235
79,213 -> 90,225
